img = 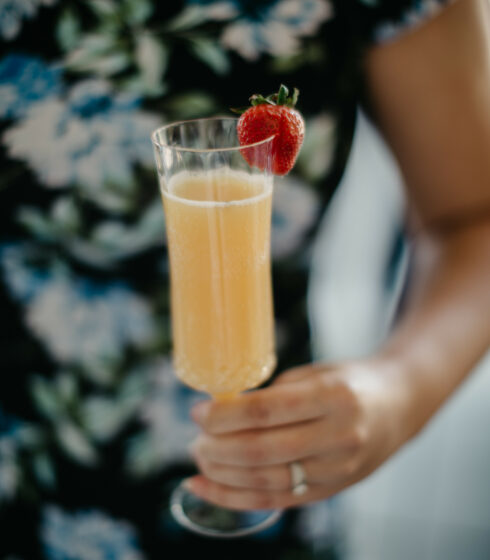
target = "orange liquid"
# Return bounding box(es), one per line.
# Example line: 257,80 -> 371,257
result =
162,169 -> 276,397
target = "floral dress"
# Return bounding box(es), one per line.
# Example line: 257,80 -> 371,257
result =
0,1 -> 453,559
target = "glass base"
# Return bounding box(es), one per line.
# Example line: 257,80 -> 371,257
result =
170,482 -> 281,538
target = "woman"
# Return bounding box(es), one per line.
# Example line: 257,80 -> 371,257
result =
1,0 -> 488,557
186,0 -> 490,514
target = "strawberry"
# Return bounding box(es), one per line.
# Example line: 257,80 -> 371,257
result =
234,84 -> 305,176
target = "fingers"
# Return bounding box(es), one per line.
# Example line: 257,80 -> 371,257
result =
191,418 -> 362,467
184,471 -> 355,512
184,475 -> 315,511
194,459 -> 293,491
194,448 -> 357,491
191,375 -> 330,435
184,362 -> 399,511
187,434 -> 365,511
192,420 -> 322,467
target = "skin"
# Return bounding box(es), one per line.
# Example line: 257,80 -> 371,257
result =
185,0 -> 490,511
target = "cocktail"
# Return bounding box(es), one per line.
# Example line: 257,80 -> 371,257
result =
152,117 -> 279,537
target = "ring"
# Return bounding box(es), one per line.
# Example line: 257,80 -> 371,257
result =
290,461 -> 308,496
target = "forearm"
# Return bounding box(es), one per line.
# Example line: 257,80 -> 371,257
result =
378,218 -> 490,440
362,0 -> 490,442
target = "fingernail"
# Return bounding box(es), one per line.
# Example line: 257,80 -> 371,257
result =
191,401 -> 210,424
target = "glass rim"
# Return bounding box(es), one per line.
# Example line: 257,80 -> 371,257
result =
151,116 -> 276,153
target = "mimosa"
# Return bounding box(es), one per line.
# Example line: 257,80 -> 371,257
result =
162,168 -> 275,397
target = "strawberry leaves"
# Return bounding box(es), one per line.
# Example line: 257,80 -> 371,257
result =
231,84 -> 300,114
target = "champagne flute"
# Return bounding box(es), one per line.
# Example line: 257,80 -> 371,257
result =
151,117 -> 280,537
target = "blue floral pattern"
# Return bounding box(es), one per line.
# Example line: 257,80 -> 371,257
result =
373,0 -> 457,42
0,408 -> 43,504
0,0 -> 56,41
0,0 -> 451,558
125,359 -> 201,476
3,79 -> 159,197
41,506 -> 145,560
0,55 -> 61,119
218,0 -> 333,60
0,417 -> 21,504
1,244 -> 156,381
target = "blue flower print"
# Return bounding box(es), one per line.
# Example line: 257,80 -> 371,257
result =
28,277 -> 156,383
215,0 -> 333,60
271,175 -> 319,259
0,243 -> 49,304
0,407 -> 40,504
125,359 -> 200,476
0,421 -> 20,504
40,505 -> 145,560
0,54 -> 62,119
16,194 -> 165,269
0,244 -> 157,385
184,0 -> 238,20
2,80 -> 160,197
61,199 -> 166,268
0,0 -> 57,41
374,0 -> 452,43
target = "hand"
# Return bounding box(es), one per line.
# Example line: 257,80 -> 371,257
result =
186,360 -> 412,511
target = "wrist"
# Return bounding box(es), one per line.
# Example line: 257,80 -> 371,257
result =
372,345 -> 444,444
